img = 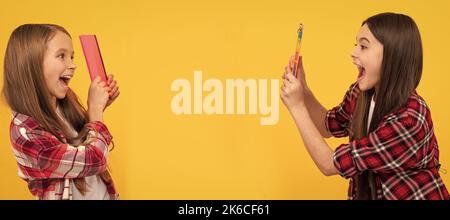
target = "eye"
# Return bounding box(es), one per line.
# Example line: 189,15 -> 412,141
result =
57,53 -> 65,59
354,43 -> 367,50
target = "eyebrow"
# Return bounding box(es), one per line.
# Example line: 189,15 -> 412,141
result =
356,37 -> 370,44
55,48 -> 74,54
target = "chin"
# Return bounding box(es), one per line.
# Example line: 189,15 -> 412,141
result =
357,82 -> 374,92
55,92 -> 68,100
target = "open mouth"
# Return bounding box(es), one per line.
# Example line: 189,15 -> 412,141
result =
355,64 -> 365,80
59,75 -> 72,86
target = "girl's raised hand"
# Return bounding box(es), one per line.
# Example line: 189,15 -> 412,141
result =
289,55 -> 308,88
281,56 -> 307,111
88,76 -> 109,122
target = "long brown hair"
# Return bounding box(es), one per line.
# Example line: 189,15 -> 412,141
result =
352,12 -> 423,139
2,24 -> 109,195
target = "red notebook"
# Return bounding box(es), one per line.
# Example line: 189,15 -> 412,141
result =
79,35 -> 108,84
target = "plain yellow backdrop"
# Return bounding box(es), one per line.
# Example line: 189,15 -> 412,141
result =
1,0 -> 449,199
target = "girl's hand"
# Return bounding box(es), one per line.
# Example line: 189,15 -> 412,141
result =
87,76 -> 109,122
105,74 -> 120,108
292,55 -> 308,89
281,56 -> 307,111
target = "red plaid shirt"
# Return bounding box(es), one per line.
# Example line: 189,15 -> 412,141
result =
327,83 -> 449,200
9,112 -> 118,200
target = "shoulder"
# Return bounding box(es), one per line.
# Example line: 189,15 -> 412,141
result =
10,112 -> 43,141
405,92 -> 432,127
11,111 -> 41,131
406,92 -> 429,115
10,112 -> 61,147
384,92 -> 432,129
398,92 -> 429,119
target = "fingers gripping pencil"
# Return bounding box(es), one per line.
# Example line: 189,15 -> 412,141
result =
293,23 -> 303,78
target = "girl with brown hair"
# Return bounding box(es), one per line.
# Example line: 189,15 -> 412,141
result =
3,24 -> 120,200
281,12 -> 449,200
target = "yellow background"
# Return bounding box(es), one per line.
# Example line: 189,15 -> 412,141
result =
1,0 -> 449,199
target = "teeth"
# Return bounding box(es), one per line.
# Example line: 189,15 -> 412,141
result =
60,75 -> 72,80
355,64 -> 364,72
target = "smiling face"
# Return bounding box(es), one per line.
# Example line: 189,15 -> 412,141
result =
42,30 -> 76,104
351,24 -> 384,92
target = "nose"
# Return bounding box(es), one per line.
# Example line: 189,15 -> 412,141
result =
351,46 -> 358,60
68,61 -> 76,71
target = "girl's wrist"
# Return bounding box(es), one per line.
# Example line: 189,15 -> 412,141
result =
288,101 -> 308,123
295,101 -> 307,111
88,107 -> 104,122
288,101 -> 307,114
89,115 -> 103,123
304,86 -> 312,98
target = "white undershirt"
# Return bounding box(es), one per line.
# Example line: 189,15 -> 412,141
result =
56,107 -> 110,200
367,95 -> 376,132
72,175 -> 110,200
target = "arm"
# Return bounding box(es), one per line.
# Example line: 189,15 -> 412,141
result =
333,106 -> 430,178
87,74 -> 120,122
281,62 -> 338,176
304,88 -> 332,138
289,102 -> 338,176
283,67 -> 429,178
289,56 -> 331,138
17,121 -> 113,179
281,56 -> 360,176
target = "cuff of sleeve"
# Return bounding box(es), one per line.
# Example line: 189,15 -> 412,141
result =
333,143 -> 359,179
86,121 -> 113,145
325,109 -> 348,137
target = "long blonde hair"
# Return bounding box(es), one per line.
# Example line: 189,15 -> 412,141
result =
3,24 -> 111,195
